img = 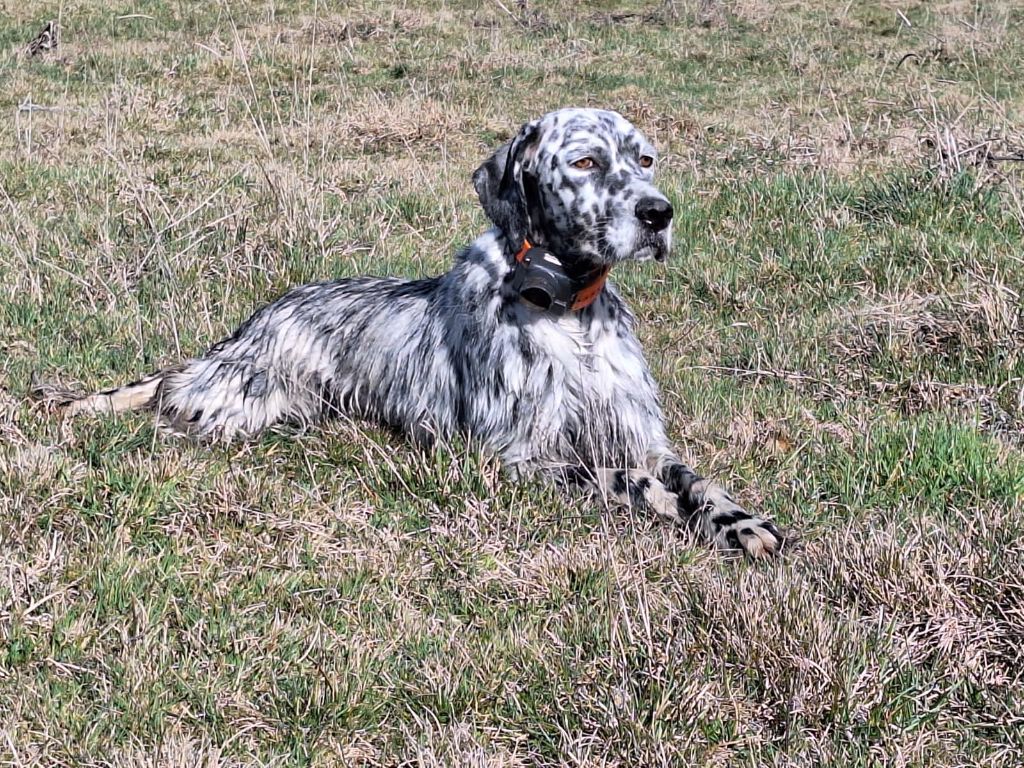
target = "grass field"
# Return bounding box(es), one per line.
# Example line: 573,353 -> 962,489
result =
2,1 -> 1023,765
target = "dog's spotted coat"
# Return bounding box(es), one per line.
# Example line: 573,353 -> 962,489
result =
26,20 -> 59,57
45,108 -> 784,558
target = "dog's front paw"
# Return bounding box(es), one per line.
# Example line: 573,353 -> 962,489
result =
700,484 -> 784,559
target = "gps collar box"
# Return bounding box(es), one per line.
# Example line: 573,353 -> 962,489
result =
510,240 -> 610,317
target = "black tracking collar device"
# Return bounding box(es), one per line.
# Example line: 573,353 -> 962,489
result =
510,246 -> 609,317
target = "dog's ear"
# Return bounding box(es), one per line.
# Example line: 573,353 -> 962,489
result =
472,121 -> 540,247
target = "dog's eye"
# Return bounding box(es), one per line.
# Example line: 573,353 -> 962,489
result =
571,157 -> 596,170
639,155 -> 654,168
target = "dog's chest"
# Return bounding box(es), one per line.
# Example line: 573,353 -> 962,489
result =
529,316 -> 643,397
501,308 -> 658,463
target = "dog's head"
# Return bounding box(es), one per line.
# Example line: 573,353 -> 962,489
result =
473,108 -> 673,267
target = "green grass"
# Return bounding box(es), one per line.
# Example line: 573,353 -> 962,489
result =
2,1 -> 1023,765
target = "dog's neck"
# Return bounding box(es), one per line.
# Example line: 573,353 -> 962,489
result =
508,238 -> 610,317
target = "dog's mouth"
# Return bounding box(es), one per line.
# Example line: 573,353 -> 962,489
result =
635,241 -> 670,263
631,230 -> 671,263
553,223 -> 671,267
580,240 -> 669,266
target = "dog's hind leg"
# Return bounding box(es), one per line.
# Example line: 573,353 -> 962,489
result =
151,357 -> 312,439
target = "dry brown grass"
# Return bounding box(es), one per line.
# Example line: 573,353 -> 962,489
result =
1,0 -> 1023,765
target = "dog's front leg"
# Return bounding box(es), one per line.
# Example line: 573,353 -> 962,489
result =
546,461 -> 783,558
649,451 -> 785,558
554,465 -> 686,524
591,467 -> 684,524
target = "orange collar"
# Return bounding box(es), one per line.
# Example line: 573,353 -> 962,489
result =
513,239 -> 533,263
513,239 -> 611,312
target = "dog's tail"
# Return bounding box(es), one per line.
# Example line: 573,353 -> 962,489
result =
31,369 -> 168,416
32,357 -> 309,440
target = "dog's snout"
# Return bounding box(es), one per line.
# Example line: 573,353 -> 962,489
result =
635,197 -> 673,231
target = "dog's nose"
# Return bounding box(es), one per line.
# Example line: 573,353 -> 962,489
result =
635,197 -> 674,231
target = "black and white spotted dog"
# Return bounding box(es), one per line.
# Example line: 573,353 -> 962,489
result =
45,108 -> 784,558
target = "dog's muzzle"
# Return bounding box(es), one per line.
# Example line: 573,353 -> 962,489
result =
634,196 -> 673,262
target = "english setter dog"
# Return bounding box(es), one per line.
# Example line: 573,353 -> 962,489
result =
43,108 -> 784,558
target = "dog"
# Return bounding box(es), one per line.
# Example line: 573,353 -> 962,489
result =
39,108 -> 784,558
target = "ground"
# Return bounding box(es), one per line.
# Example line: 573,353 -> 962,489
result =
1,1 -> 1022,765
